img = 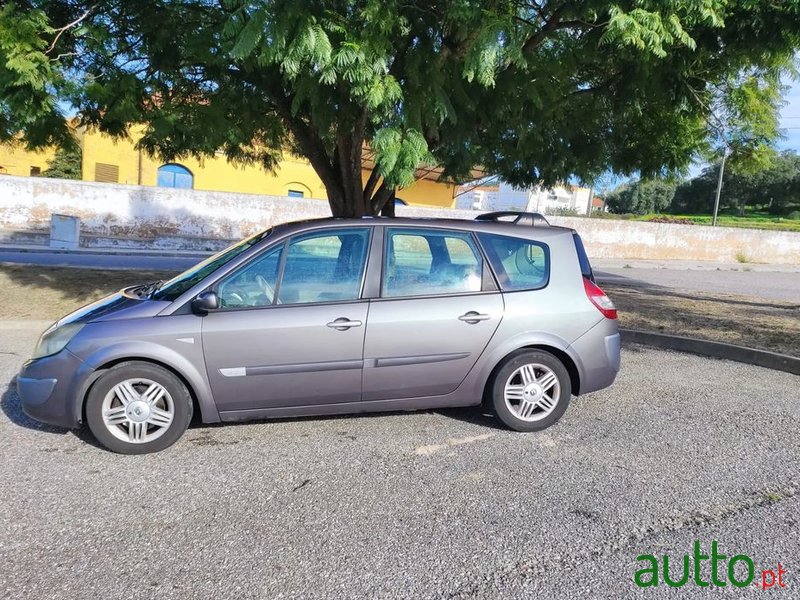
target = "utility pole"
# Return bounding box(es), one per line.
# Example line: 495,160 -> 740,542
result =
712,148 -> 729,227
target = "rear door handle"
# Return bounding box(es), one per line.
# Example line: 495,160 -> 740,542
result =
326,317 -> 363,331
458,311 -> 491,324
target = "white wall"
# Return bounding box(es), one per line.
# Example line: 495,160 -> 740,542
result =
1,175 -> 799,263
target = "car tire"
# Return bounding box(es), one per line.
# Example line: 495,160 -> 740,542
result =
85,361 -> 193,454
490,349 -> 571,432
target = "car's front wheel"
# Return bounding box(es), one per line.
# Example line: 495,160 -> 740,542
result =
85,361 -> 193,454
490,350 -> 571,432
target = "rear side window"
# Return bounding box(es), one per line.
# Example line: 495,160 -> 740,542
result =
478,233 -> 550,291
383,228 -> 483,297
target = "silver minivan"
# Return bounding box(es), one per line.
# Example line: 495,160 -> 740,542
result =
17,212 -> 620,454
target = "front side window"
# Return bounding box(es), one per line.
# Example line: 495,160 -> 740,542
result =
478,233 -> 550,291
217,228 -> 370,308
277,229 -> 370,304
383,228 -> 483,298
218,246 -> 282,308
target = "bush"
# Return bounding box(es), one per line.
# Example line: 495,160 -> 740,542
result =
548,206 -> 579,216
589,211 -> 632,219
644,215 -> 695,225
788,210 -> 800,221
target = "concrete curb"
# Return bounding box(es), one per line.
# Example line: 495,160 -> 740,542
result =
620,329 -> 800,376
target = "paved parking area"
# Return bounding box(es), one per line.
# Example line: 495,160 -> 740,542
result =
1,321 -> 798,599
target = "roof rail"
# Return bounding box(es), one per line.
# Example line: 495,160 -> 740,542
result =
474,211 -> 550,227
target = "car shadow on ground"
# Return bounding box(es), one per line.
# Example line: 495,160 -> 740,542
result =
3,375 -> 504,451
436,405 -> 509,431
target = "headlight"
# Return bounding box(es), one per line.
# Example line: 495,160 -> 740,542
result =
31,322 -> 85,359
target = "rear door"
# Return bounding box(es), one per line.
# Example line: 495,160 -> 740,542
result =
202,226 -> 372,413
362,227 -> 503,401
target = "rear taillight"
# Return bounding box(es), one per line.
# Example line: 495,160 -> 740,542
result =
583,277 -> 618,320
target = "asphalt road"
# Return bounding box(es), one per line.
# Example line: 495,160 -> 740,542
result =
595,267 -> 800,303
3,247 -> 799,302
1,321 -> 798,599
0,249 -> 202,271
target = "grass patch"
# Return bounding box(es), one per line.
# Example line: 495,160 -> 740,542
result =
590,211 -> 800,232
607,284 -> 800,357
0,264 -> 175,321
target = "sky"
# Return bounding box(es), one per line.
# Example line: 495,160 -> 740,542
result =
778,78 -> 800,152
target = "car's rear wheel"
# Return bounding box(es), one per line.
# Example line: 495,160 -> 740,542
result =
85,361 -> 193,454
490,350 -> 571,432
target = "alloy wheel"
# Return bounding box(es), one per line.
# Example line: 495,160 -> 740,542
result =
100,378 -> 175,444
503,363 -> 561,422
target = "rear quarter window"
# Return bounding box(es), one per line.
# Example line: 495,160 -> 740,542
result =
477,233 -> 550,291
572,232 -> 593,280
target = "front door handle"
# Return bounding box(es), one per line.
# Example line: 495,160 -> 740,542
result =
326,317 -> 363,331
458,311 -> 491,324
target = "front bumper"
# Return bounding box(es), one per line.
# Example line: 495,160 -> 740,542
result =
16,349 -> 88,429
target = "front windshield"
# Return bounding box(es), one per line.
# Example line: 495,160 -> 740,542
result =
152,228 -> 273,301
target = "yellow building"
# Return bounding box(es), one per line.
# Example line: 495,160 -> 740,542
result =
0,142 -> 57,178
1,126 -> 457,208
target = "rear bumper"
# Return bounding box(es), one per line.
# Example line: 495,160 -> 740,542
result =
16,349 -> 87,429
569,319 -> 620,394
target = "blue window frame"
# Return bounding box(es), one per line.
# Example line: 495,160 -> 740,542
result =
287,189 -> 304,198
157,164 -> 194,189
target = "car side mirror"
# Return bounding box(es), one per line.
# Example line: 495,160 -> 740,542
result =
192,291 -> 220,314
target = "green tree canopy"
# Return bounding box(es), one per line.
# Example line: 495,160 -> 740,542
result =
672,150 -> 800,215
2,1 -> 800,216
42,141 -> 81,179
605,178 -> 676,215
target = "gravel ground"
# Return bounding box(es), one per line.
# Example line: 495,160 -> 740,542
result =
1,322 -> 799,599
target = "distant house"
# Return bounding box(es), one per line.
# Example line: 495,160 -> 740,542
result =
456,181 -> 593,215
592,196 -> 607,212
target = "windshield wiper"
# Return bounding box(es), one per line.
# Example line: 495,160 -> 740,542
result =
135,280 -> 163,298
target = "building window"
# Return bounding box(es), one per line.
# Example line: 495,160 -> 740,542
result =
94,163 -> 119,183
157,164 -> 193,189
30,166 -> 42,177
287,189 -> 304,198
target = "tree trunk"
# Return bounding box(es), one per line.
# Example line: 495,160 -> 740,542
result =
380,191 -> 396,216
321,138 -> 396,218
281,102 -> 396,217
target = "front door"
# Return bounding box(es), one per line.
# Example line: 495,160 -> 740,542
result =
202,227 -> 372,413
363,227 -> 503,401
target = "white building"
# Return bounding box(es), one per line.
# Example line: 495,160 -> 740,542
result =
455,181 -> 594,215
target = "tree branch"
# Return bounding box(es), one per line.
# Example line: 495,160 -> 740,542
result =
47,8 -> 94,55
362,162 -> 381,201
370,179 -> 395,214
521,5 -> 566,54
